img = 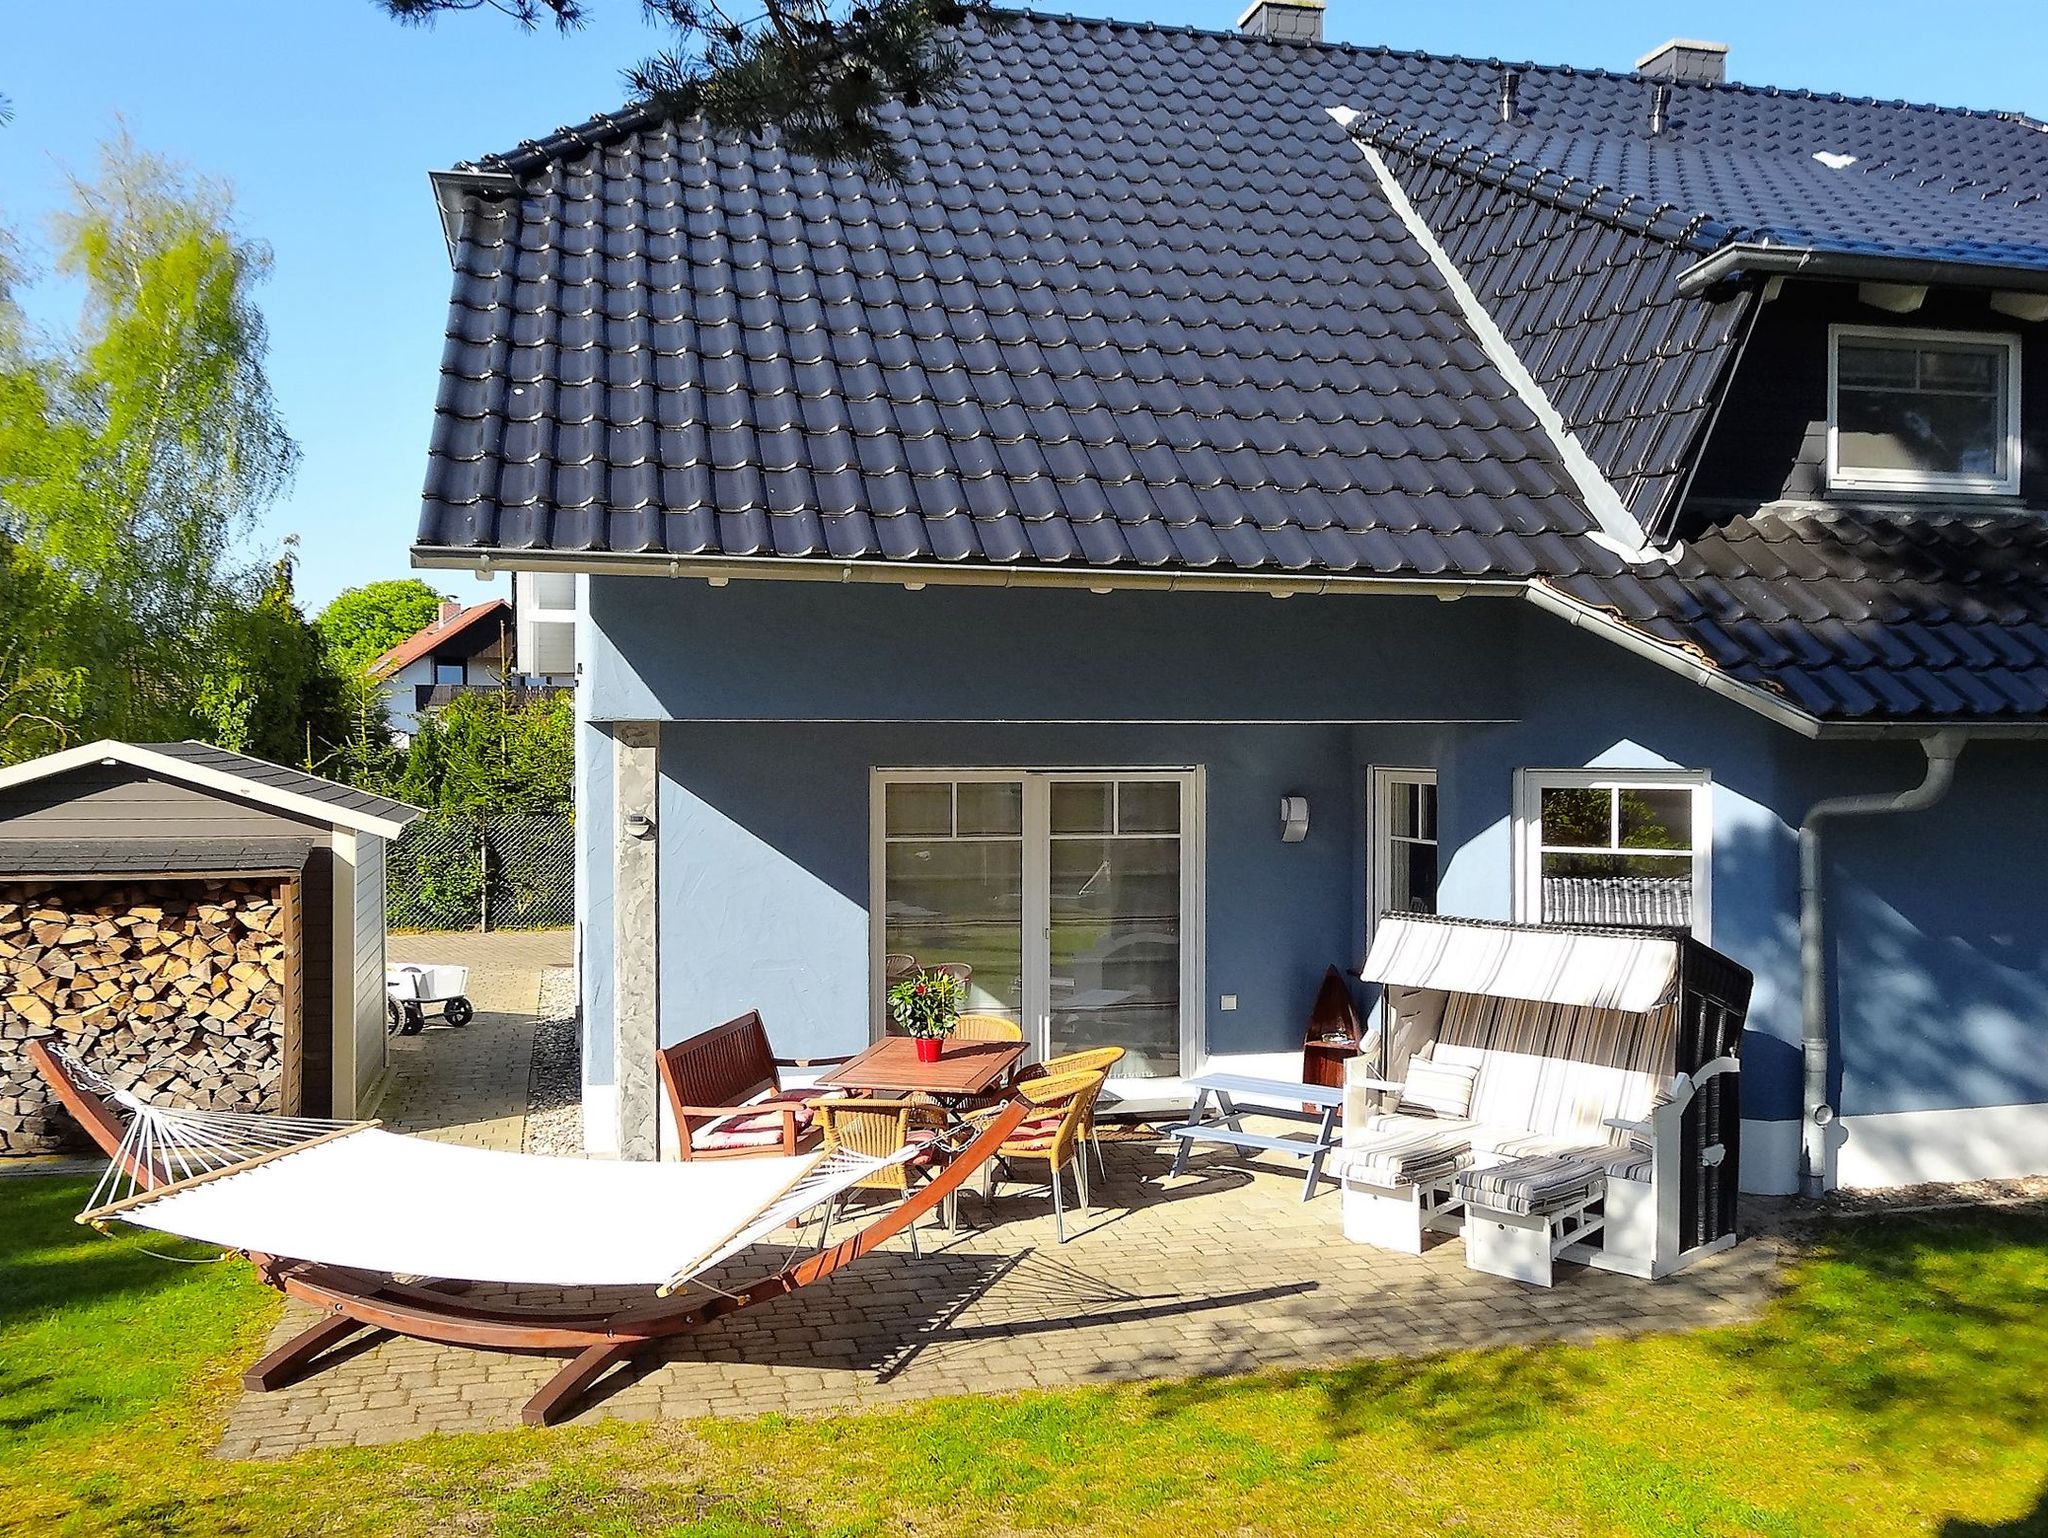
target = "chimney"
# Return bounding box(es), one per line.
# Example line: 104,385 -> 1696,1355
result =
1636,38 -> 1728,85
438,600 -> 463,625
1238,0 -> 1323,44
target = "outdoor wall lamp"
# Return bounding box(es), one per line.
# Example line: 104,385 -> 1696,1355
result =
623,812 -> 656,840
1280,796 -> 1309,844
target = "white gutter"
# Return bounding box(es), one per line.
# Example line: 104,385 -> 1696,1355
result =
1797,730 -> 1968,1195
1328,107 -> 1658,567
1520,582 -> 1826,737
412,544 -> 1526,601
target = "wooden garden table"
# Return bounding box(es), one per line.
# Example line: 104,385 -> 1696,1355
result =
811,1037 -> 1025,1111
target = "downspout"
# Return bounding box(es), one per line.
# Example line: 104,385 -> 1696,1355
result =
1798,730 -> 1968,1195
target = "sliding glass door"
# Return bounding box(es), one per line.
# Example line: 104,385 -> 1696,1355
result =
875,770 -> 1197,1079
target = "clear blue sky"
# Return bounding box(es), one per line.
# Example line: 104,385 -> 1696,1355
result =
5,1 -> 2045,613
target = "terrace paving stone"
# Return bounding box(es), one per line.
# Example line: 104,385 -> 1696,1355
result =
217,1127 -> 1782,1455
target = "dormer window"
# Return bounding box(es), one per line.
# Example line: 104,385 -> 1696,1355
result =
1828,325 -> 2021,495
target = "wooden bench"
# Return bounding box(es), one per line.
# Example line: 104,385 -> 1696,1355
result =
655,1011 -> 849,1161
1165,1072 -> 1344,1201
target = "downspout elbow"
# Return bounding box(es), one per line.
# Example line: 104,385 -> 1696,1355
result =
1797,730 -> 1967,1196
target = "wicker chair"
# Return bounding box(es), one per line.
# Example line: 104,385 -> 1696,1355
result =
1020,1045 -> 1125,1176
812,1096 -> 953,1253
967,1069 -> 1107,1242
931,961 -> 973,987
884,952 -> 918,983
655,1011 -> 849,1161
951,1012 -> 1023,1043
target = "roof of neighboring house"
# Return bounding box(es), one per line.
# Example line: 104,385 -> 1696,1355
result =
0,741 -> 420,840
368,598 -> 511,680
414,12 -> 2048,727
0,835 -> 316,881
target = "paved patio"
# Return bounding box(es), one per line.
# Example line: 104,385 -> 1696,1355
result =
217,1112 -> 1783,1456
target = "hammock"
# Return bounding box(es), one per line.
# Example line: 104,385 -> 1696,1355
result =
76,1055 -> 910,1294
31,1040 -> 1029,1425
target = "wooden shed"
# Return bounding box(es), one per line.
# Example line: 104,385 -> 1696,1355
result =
0,741 -> 419,1155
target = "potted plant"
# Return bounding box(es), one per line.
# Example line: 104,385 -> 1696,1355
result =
888,967 -> 964,1061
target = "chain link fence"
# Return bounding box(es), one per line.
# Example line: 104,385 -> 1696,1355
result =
387,813 -> 574,932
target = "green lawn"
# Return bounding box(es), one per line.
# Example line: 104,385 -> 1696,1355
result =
3,1174 -> 2047,1537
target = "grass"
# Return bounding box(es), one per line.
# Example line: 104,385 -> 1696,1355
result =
3,1175 -> 2047,1537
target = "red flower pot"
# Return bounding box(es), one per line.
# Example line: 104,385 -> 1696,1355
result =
914,1037 -> 943,1063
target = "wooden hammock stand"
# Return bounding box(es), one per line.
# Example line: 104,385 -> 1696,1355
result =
28,1038 -> 1032,1426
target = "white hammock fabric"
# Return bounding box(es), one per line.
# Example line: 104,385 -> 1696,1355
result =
77,1072 -> 907,1294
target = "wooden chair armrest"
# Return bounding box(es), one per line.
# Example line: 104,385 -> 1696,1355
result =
670,1102 -> 798,1123
1602,1115 -> 1650,1135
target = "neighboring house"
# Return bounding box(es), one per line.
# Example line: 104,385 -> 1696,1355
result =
368,598 -> 513,742
512,570 -> 579,689
413,3 -> 2048,1194
371,594 -> 577,743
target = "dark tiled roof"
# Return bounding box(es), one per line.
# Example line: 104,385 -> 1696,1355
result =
1561,508 -> 2048,720
141,742 -> 418,828
421,16 -> 1664,580
0,836 -> 316,880
1382,146 -> 1751,540
416,12 -> 2048,722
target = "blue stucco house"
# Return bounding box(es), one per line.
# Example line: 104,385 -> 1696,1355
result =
412,5 -> 2048,1195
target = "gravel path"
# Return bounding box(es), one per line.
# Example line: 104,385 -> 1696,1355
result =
522,965 -> 581,1156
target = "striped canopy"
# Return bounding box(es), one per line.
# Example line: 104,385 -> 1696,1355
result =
1362,915 -> 1680,1015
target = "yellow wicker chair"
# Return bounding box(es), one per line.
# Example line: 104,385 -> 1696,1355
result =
883,952 -> 918,983
966,1069 -> 1107,1242
812,1097 -> 952,1253
951,1012 -> 1023,1043
1020,1046 -> 1125,1177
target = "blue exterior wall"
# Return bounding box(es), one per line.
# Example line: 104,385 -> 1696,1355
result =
578,572 -> 2048,1186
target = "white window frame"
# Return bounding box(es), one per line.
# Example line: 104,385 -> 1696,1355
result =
1826,323 -> 2022,496
1512,768 -> 1712,940
868,768 -> 1205,1076
1366,766 -> 1438,950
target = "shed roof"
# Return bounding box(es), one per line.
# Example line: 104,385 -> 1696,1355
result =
0,835 -> 317,882
0,742 -> 420,841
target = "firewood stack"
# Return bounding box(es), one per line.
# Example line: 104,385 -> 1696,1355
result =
0,879 -> 292,1155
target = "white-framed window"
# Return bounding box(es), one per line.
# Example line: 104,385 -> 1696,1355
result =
1827,324 -> 2021,495
1368,768 -> 1438,934
870,769 -> 1204,1082
433,658 -> 466,686
1514,769 -> 1710,938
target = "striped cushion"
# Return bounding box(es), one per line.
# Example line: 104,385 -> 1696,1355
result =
690,1098 -> 812,1151
1396,1057 -> 1478,1119
1457,1153 -> 1605,1218
1332,1115 -> 1477,1186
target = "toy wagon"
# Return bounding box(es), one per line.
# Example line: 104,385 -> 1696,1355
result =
385,963 -> 475,1034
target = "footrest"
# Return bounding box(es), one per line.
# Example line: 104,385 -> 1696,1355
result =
1456,1153 -> 1605,1218
1457,1153 -> 1607,1288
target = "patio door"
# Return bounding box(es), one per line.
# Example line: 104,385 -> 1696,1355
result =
874,770 -> 1198,1080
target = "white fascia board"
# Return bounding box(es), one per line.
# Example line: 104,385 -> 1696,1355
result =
1327,108 -> 1658,566
0,740 -> 417,840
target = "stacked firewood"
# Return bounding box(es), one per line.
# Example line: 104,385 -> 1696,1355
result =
0,880 -> 291,1155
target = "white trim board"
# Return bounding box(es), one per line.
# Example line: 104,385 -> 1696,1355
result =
1834,1101 -> 2048,1189
1328,109 -> 1654,565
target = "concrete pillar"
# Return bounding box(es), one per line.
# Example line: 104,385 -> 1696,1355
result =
612,722 -> 660,1160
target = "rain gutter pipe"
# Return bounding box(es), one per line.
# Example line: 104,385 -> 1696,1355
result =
1798,730 -> 1968,1195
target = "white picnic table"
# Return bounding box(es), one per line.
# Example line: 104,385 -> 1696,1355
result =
1164,1072 -> 1344,1201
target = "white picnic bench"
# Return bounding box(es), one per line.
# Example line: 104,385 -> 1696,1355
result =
1164,1072 -> 1343,1201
